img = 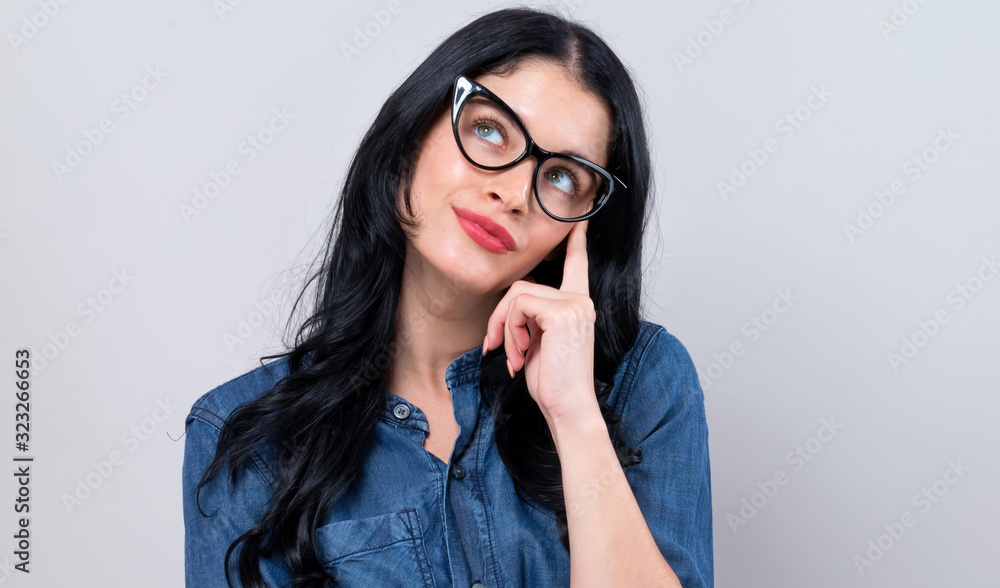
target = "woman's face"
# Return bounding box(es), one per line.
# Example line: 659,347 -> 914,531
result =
400,58 -> 613,296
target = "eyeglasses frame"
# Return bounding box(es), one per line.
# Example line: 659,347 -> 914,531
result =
450,74 -> 626,223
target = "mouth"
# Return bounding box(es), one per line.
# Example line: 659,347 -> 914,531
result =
453,207 -> 517,254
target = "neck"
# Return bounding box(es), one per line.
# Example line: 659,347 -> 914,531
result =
386,252 -> 503,403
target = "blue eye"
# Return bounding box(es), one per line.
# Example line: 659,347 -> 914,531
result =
475,125 -> 501,145
475,123 -> 503,146
544,168 -> 577,196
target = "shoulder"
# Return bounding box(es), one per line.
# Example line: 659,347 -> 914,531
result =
183,356 -> 293,493
186,355 -> 293,432
607,320 -> 701,412
182,357 -> 299,583
606,320 -> 705,446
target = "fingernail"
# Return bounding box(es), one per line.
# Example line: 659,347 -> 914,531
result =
506,359 -> 514,378
482,335 -> 488,356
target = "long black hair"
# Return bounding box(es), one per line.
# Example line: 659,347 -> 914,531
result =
195,6 -> 653,586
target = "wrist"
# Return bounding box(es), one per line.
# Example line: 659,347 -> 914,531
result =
544,400 -> 607,452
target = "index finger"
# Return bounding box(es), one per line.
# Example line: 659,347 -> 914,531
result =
559,218 -> 589,296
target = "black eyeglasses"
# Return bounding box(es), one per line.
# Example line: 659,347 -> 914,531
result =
450,74 -> 626,222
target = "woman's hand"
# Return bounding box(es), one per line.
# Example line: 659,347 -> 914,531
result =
482,218 -> 599,426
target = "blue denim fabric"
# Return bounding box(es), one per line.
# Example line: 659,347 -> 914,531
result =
183,320 -> 713,587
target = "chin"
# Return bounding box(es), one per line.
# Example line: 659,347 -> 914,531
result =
421,247 -> 499,297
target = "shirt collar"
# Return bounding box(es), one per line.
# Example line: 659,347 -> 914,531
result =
445,343 -> 485,388
381,343 -> 486,427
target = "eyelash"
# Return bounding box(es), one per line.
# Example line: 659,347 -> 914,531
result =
473,117 -> 580,193
469,115 -> 581,193
554,166 -> 581,191
472,116 -> 508,143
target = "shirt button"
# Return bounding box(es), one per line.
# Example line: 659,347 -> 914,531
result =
471,583 -> 486,588
451,465 -> 466,479
393,404 -> 410,419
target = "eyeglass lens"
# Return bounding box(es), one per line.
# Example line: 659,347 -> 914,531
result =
456,95 -> 608,220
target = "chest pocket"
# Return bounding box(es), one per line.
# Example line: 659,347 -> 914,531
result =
316,508 -> 436,587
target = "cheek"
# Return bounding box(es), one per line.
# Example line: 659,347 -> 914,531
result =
414,124 -> 471,187
412,151 -> 473,204
532,231 -> 571,261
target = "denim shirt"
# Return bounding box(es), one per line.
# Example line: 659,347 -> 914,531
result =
183,320 -> 713,587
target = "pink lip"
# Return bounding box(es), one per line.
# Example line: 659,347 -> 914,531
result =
454,207 -> 517,253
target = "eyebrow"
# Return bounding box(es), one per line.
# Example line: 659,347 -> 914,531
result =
485,83 -> 606,166
518,114 -> 602,163
530,129 -> 606,169
559,148 -> 598,163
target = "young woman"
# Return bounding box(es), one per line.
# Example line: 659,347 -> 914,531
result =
183,7 -> 713,587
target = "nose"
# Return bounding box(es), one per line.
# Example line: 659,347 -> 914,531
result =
485,157 -> 536,214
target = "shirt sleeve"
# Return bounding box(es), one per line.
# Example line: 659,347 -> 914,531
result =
616,326 -> 714,588
182,411 -> 293,587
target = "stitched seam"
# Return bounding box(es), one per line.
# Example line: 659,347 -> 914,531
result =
614,323 -> 664,420
475,412 -> 504,588
321,538 -> 415,565
187,408 -> 278,493
378,414 -> 427,431
403,509 -> 437,588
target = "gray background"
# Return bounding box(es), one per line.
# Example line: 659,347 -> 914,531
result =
1,0 -> 997,586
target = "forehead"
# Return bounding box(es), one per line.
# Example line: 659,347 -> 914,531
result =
472,61 -> 613,167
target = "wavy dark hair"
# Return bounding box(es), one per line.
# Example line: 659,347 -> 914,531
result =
195,6 -> 653,587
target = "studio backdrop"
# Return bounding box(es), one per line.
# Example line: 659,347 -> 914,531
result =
1,0 -> 996,586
